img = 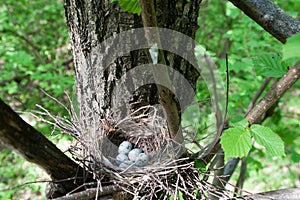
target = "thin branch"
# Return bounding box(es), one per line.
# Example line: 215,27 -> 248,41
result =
190,54 -> 227,162
245,77 -> 272,116
221,157 -> 240,186
0,180 -> 51,193
205,55 -> 223,137
52,185 -> 120,200
246,61 -> 300,124
1,29 -> 40,51
241,188 -> 300,200
209,152 -> 225,200
138,0 -> 181,140
224,54 -> 230,121
234,157 -> 247,197
1,29 -> 44,62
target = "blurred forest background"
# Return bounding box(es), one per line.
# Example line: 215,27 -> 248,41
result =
0,0 -> 300,199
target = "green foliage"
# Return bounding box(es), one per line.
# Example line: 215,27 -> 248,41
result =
110,0 -> 140,15
282,33 -> 300,61
221,120 -> 285,160
0,0 -> 74,115
251,124 -> 285,157
252,54 -> 287,78
221,126 -> 252,160
0,149 -> 46,200
246,156 -> 263,172
194,159 -> 207,172
291,149 -> 300,163
0,0 -> 73,198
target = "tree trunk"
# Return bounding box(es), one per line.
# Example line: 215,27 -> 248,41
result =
63,0 -> 201,198
63,0 -> 201,124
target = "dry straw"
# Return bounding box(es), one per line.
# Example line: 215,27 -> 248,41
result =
32,92 -> 235,199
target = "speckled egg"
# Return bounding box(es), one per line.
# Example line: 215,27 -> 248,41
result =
135,153 -> 149,167
118,141 -> 132,154
128,148 -> 143,161
116,154 -> 130,166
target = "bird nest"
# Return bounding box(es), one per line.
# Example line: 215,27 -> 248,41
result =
95,106 -> 183,164
34,99 -> 232,199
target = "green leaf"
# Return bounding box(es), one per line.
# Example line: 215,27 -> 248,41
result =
282,33 -> 300,61
5,81 -> 19,94
220,126 -> 252,160
291,149 -> 300,163
251,125 -> 285,157
246,156 -> 263,171
111,0 -> 140,15
233,118 -> 249,128
194,159 -> 207,172
253,53 -> 287,78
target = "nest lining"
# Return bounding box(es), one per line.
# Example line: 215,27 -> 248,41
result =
86,106 -> 176,164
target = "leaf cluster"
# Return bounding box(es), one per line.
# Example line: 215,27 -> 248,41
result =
220,119 -> 285,161
0,0 -> 74,116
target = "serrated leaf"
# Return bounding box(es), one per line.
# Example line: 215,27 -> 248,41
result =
282,33 -> 300,61
261,70 -> 286,78
220,127 -> 252,160
253,54 -> 286,78
111,0 -> 140,15
251,125 -> 285,157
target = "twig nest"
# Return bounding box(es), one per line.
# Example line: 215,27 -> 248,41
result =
128,148 -> 143,161
119,162 -> 132,168
118,141 -> 133,154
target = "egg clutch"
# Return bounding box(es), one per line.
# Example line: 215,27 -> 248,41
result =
116,141 -> 150,168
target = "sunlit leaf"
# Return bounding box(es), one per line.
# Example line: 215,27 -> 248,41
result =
251,125 -> 285,157
282,33 -> 300,61
111,0 -> 140,15
221,126 -> 252,160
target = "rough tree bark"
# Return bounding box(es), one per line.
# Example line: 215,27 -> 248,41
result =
63,0 -> 201,199
247,61 -> 300,124
63,0 -> 200,124
229,0 -> 300,43
0,0 -> 202,198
